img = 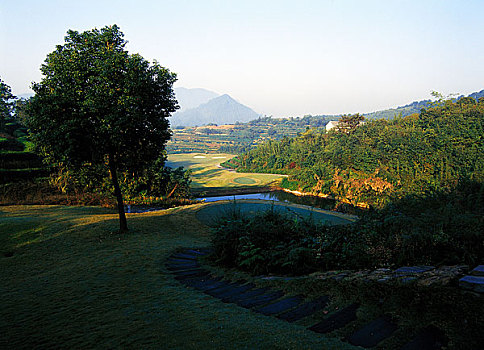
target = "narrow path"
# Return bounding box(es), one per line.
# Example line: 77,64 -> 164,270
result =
166,248 -> 448,350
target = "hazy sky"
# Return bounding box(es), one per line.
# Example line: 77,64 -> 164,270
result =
1,0 -> 483,117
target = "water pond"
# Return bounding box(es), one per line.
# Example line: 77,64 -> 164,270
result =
198,190 -> 336,210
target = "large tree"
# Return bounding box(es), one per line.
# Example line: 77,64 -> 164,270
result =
27,25 -> 178,232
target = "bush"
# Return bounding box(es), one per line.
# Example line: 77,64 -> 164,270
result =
211,180 -> 484,275
211,205 -> 326,275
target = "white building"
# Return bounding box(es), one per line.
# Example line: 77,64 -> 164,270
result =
325,120 -> 340,131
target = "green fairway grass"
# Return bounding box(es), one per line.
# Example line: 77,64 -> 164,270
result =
0,205 -> 356,349
166,153 -> 285,189
233,177 -> 257,184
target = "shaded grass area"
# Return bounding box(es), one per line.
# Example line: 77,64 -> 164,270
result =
0,205 -> 355,349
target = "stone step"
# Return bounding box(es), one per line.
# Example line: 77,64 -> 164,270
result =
459,275 -> 484,293
470,265 -> 484,276
400,325 -> 447,350
236,290 -> 285,309
172,268 -> 206,276
393,266 -> 435,277
308,303 -> 359,334
277,296 -> 330,322
171,252 -> 199,260
347,315 -> 398,348
167,257 -> 197,264
182,248 -> 209,256
174,269 -> 210,280
221,287 -> 271,303
166,262 -> 200,271
254,295 -> 304,316
207,283 -> 255,299
184,277 -> 225,290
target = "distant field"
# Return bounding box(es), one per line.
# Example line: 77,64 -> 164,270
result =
166,153 -> 285,190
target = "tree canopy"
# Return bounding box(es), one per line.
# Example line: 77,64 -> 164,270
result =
27,25 -> 178,231
0,78 -> 16,130
232,100 -> 484,208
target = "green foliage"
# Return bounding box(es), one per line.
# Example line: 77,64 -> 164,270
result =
0,78 -> 16,131
46,155 -> 192,205
211,180 -> 483,274
211,205 -> 327,275
25,25 -> 178,231
280,178 -> 299,191
234,100 -> 484,208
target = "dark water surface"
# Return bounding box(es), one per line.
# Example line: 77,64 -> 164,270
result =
198,190 -> 336,210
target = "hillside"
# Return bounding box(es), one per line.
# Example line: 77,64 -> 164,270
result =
170,94 -> 259,127
364,89 -> 484,120
174,87 -> 219,112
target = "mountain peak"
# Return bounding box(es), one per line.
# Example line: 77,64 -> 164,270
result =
170,92 -> 259,127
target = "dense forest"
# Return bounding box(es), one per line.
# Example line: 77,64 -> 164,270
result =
214,98 -> 483,274
228,98 -> 484,208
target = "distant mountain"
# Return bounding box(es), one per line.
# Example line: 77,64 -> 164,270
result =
170,94 -> 260,127
467,89 -> 484,101
363,100 -> 431,120
364,89 -> 484,120
174,87 -> 219,112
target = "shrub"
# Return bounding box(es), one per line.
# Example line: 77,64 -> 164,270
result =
211,180 -> 483,275
211,205 -> 326,275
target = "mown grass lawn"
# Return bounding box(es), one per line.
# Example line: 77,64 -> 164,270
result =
166,153 -> 285,189
0,205 -> 355,349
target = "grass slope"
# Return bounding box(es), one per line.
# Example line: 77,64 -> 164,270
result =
166,153 -> 285,190
0,205 -> 354,349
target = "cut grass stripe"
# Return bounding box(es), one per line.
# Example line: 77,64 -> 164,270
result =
209,283 -> 256,300
204,280 -> 247,297
221,287 -> 271,303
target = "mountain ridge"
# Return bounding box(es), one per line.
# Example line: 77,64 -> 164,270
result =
170,93 -> 259,127
174,87 -> 219,112
364,89 -> 484,120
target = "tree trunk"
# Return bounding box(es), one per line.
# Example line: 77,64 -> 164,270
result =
108,153 -> 128,232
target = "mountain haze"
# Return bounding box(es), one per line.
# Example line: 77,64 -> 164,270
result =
174,87 -> 219,112
170,94 -> 259,127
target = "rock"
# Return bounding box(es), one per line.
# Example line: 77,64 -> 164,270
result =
459,275 -> 484,293
395,266 -> 435,274
470,265 -> 484,277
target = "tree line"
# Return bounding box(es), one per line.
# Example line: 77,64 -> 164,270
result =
230,99 -> 484,208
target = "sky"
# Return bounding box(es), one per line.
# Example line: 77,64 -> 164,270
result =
1,0 -> 484,117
